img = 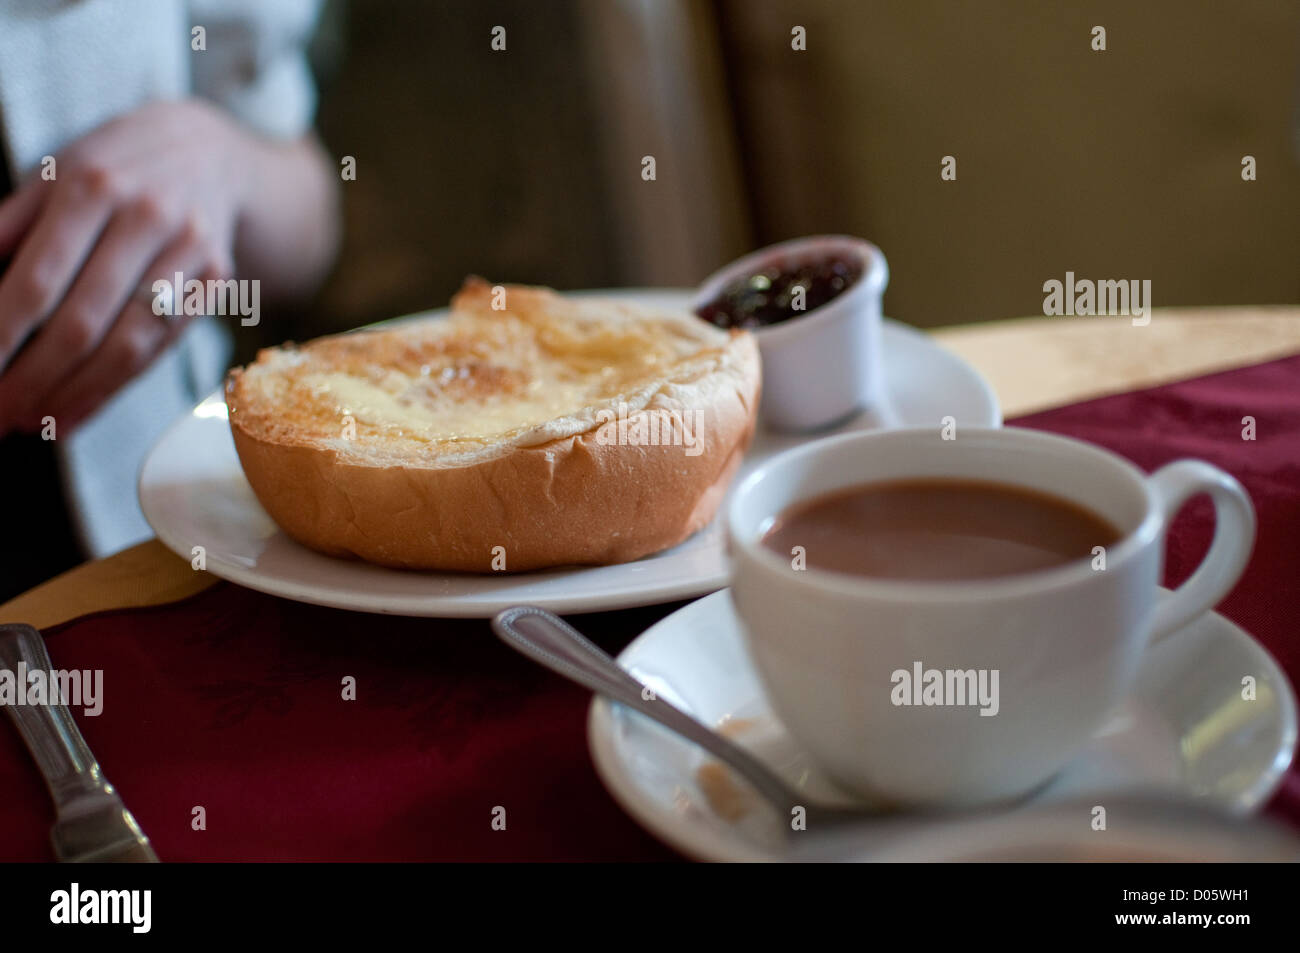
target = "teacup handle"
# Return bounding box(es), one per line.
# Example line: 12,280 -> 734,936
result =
1146,460 -> 1255,644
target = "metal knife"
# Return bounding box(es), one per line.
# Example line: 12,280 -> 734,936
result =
0,622 -> 159,862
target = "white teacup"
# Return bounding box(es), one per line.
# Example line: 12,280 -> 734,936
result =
727,427 -> 1255,808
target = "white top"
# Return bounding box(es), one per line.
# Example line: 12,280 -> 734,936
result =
0,0 -> 324,557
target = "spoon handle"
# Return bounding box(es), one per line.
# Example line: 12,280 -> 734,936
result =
492,606 -> 803,816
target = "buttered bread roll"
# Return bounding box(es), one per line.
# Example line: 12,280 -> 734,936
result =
225,278 -> 761,571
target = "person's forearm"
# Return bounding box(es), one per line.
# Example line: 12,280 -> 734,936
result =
235,132 -> 341,302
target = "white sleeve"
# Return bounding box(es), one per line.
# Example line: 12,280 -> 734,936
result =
187,0 -> 325,140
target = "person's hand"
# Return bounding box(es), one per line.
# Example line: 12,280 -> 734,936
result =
0,99 -> 255,435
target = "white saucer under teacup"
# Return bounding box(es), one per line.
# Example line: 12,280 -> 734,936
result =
586,589 -> 1297,862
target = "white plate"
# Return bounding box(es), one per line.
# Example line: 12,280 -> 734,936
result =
138,290 -> 999,617
587,589 -> 1298,862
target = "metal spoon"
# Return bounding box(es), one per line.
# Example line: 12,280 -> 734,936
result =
491,605 -> 869,833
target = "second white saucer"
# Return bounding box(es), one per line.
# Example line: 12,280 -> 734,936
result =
587,589 -> 1297,861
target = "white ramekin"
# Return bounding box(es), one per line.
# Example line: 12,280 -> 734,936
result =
692,235 -> 889,432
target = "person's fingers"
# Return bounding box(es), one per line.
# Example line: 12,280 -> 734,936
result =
36,225 -> 217,432
37,301 -> 172,434
0,167 -> 119,372
0,173 -> 49,259
0,195 -> 178,432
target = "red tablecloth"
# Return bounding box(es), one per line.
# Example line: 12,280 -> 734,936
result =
3,354 -> 1299,860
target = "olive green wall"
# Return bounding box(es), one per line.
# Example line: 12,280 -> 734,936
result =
273,0 -> 1297,355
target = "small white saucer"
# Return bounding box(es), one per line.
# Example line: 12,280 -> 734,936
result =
139,290 -> 999,618
587,590 -> 1298,862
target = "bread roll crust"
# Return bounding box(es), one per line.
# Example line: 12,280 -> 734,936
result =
226,282 -> 760,571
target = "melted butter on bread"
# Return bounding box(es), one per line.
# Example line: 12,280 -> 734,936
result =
227,279 -> 738,464
306,370 -> 604,440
